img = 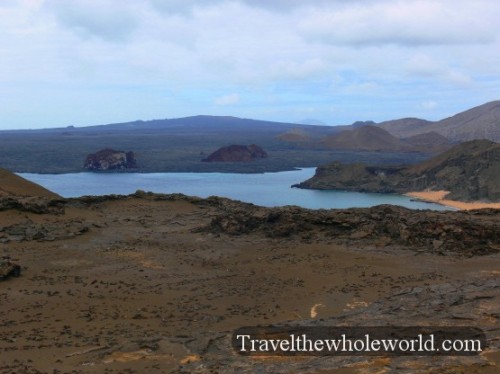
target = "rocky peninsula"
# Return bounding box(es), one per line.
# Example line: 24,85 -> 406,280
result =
295,140 -> 500,205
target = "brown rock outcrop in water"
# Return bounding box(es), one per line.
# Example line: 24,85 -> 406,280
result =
202,144 -> 267,162
84,148 -> 137,170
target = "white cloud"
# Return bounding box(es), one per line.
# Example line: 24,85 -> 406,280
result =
268,58 -> 329,81
45,0 -> 139,42
0,0 -> 499,128
214,93 -> 240,105
406,54 -> 442,77
405,53 -> 474,86
344,81 -> 379,95
299,0 -> 497,47
421,100 -> 438,110
446,71 -> 473,86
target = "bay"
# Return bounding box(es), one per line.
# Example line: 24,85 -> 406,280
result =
19,168 -> 451,210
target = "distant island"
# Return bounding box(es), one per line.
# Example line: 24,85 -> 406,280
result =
0,100 -> 499,173
202,144 -> 268,162
84,148 -> 137,171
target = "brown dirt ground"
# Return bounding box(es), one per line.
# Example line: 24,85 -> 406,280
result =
1,195 -> 499,373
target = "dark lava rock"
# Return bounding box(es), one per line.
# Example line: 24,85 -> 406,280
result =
0,196 -> 65,214
178,277 -> 499,373
199,203 -> 500,257
84,148 -> 137,171
202,144 -> 268,162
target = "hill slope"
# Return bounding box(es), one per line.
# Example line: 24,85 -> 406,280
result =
320,125 -> 416,152
295,140 -> 500,202
377,118 -> 434,137
428,101 -> 500,141
0,168 -> 59,198
402,132 -> 452,154
379,101 -> 500,141
202,144 -> 268,162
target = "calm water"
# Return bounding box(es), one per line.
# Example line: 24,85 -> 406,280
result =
19,168 -> 451,210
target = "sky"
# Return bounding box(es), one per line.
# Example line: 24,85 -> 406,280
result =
0,0 -> 499,130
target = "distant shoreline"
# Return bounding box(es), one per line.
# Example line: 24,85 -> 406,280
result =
405,190 -> 500,211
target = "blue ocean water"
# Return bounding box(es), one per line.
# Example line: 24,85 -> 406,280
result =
19,168 -> 451,210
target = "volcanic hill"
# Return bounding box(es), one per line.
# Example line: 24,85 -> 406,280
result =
319,125 -> 416,152
378,100 -> 500,141
202,144 -> 268,162
295,139 -> 500,202
0,168 -> 59,198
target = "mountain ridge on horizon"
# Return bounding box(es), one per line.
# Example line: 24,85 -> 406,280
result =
2,100 -> 499,137
74,99 -> 500,144
376,100 -> 500,141
0,100 -> 498,174
1,115 -> 317,133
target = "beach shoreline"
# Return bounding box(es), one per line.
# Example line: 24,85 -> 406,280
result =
405,190 -> 500,210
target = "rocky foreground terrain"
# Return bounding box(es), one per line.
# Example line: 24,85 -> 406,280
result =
0,186 -> 499,373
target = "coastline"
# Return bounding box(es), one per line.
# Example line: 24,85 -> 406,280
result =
405,190 -> 500,211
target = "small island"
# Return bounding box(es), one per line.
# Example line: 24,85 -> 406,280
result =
202,144 -> 268,162
84,148 -> 137,171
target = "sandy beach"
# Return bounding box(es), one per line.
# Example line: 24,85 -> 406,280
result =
405,190 -> 500,210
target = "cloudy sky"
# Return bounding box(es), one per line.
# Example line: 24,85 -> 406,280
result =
1,0 -> 499,129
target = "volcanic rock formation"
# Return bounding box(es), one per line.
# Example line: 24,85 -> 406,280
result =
378,100 -> 500,142
202,144 -> 268,162
84,148 -> 137,171
320,125 -> 417,152
295,140 -> 500,202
